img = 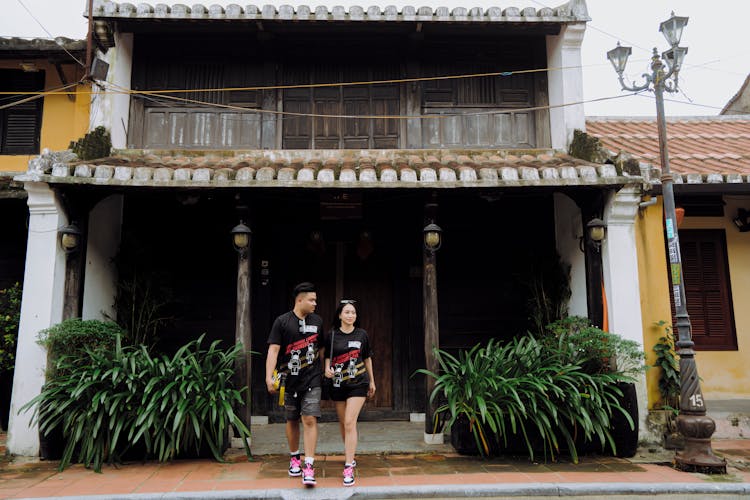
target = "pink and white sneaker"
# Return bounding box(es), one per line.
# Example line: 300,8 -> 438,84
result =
288,456 -> 301,477
302,463 -> 316,486
343,464 -> 355,486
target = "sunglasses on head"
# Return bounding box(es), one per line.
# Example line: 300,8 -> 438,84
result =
340,299 -> 356,305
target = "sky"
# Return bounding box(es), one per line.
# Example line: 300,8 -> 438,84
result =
1,0 -> 748,117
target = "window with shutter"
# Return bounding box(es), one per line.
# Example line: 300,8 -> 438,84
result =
281,65 -> 400,149
673,230 -> 737,350
0,69 -> 44,155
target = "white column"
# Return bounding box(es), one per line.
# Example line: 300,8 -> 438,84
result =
554,193 -> 588,317
92,32 -> 132,148
82,195 -> 123,321
601,185 -> 649,440
7,183 -> 67,456
546,22 -> 586,150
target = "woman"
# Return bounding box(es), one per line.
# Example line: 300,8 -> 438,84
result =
324,299 -> 376,487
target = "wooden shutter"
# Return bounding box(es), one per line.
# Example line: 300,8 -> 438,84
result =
677,230 -> 737,350
1,70 -> 44,155
282,66 -> 312,149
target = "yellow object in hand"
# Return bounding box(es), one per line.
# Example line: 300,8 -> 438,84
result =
272,369 -> 285,406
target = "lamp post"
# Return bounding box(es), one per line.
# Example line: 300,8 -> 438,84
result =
607,13 -> 726,473
231,221 -> 252,447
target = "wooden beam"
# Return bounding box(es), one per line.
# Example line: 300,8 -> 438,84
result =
62,212 -> 89,320
234,245 -> 252,445
422,201 -> 439,436
53,62 -> 76,102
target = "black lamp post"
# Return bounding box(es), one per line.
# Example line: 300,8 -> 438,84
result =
607,12 -> 726,473
231,221 -> 252,446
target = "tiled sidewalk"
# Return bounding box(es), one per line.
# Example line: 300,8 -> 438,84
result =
1,432 -> 749,499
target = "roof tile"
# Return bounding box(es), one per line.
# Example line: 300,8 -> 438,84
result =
17,149 -> 643,188
587,116 -> 750,178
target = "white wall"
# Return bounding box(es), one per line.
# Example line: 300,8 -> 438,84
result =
91,32 -> 133,148
547,22 -> 587,151
554,192 -> 587,317
82,195 -> 123,321
601,185 -> 653,442
7,183 -> 67,456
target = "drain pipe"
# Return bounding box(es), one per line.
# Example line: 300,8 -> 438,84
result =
639,198 -> 657,209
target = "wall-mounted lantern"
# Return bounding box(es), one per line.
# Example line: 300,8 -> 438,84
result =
733,208 -> 750,232
59,223 -> 82,253
423,222 -> 442,253
231,221 -> 252,254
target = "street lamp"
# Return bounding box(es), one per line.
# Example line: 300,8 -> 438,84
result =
607,13 -> 726,473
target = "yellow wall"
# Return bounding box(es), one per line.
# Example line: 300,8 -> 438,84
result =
0,59 -> 89,173
634,197 -> 673,408
679,195 -> 750,400
637,194 -> 750,403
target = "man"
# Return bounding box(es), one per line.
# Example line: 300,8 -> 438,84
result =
265,282 -> 324,487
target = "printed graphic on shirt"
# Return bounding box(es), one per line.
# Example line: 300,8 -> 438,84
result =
285,334 -> 319,376
332,348 -> 365,387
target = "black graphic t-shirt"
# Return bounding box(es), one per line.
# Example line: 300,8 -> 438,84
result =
324,327 -> 372,388
267,311 -> 324,393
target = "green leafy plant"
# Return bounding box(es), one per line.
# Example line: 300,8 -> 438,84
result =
23,334 -> 251,472
68,126 -> 111,160
542,316 -> 645,376
38,319 -> 121,376
653,320 -> 680,413
418,334 -> 633,463
0,282 -> 22,374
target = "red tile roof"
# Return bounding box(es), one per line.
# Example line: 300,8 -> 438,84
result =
586,116 -> 750,176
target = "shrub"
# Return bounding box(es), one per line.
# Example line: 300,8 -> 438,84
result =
542,316 -> 645,376
419,334 -> 633,463
68,126 -> 111,160
38,319 -> 121,376
23,334 -> 251,472
0,282 -> 22,374
653,321 -> 680,411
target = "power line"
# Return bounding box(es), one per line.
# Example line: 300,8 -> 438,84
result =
106,80 -> 642,120
15,0 -> 85,68
0,82 -> 81,111
0,59 -> 633,97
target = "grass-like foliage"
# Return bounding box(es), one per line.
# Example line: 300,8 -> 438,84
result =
418,333 -> 636,463
23,334 -> 251,472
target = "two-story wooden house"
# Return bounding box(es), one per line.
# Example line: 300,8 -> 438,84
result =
8,0 -> 654,455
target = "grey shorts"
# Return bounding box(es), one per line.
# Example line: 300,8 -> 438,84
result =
284,386 -> 322,420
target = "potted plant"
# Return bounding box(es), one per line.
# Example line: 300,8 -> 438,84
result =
541,316 -> 644,457
24,332 -> 251,472
35,318 -> 121,459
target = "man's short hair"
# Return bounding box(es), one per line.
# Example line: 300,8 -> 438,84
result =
293,282 -> 316,298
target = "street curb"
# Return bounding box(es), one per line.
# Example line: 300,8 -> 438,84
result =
16,482 -> 750,500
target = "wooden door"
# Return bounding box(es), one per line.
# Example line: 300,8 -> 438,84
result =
318,239 -> 393,411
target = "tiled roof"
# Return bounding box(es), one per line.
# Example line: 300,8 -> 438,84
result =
586,116 -> 750,183
0,37 -> 86,54
15,149 -> 639,189
90,0 -> 590,23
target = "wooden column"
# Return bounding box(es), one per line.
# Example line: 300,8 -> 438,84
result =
62,214 -> 88,320
235,246 -> 252,438
581,207 -> 604,330
422,202 -> 440,438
